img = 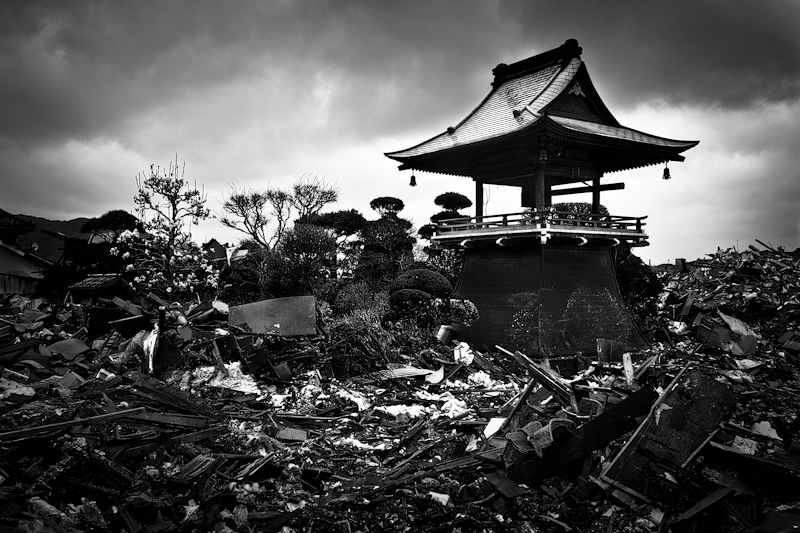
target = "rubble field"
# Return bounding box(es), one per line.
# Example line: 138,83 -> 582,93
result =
1,242 -> 800,533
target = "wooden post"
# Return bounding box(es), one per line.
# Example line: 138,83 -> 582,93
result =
592,177 -> 601,214
544,176 -> 552,207
475,179 -> 484,219
535,167 -> 546,210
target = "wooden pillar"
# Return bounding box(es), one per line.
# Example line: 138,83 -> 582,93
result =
535,167 -> 547,210
591,177 -> 601,214
544,176 -> 552,207
475,180 -> 484,219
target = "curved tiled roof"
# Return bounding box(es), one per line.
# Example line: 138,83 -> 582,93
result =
550,116 -> 698,149
387,58 -> 582,159
385,40 -> 699,172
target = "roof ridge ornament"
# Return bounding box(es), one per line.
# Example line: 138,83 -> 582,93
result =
492,38 -> 582,86
559,38 -> 582,64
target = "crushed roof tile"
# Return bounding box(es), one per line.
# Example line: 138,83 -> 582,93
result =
69,273 -> 122,291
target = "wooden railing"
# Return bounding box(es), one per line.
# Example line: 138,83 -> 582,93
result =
432,210 -> 647,237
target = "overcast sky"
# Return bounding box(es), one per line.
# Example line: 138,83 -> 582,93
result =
2,0 -> 799,264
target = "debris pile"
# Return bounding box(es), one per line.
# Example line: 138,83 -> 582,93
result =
1,241 -> 799,532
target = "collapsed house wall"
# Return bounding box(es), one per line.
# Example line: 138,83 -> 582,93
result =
0,243 -> 44,295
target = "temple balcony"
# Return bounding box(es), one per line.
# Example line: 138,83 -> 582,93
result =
430,210 -> 648,248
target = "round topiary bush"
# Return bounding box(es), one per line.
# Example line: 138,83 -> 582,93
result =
388,288 -> 432,310
388,269 -> 453,299
430,210 -> 467,224
388,288 -> 434,322
434,192 -> 473,212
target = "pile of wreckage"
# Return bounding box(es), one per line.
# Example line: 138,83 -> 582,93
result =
1,241 -> 799,533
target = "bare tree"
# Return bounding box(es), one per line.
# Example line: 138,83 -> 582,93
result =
221,173 -> 337,248
291,173 -> 339,220
267,188 -> 293,244
220,186 -> 293,248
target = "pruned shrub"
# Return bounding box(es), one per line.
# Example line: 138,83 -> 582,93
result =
388,288 -> 432,312
430,210 -> 467,224
434,192 -> 473,212
418,223 -> 437,240
325,297 -> 395,379
551,202 -> 609,218
388,269 -> 452,299
384,288 -> 436,329
370,196 -> 405,217
332,281 -> 379,315
261,224 -> 337,298
442,298 -> 479,326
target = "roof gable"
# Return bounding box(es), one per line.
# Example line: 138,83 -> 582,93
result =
545,64 -> 619,126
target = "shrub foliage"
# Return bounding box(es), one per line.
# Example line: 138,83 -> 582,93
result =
388,269 -> 453,299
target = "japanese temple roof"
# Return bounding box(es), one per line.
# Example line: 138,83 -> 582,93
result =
549,115 -> 696,148
385,39 -> 698,178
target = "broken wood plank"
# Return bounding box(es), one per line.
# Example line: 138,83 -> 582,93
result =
387,435 -> 457,478
112,296 -> 142,316
169,453 -> 222,484
276,427 -> 308,442
505,346 -> 573,408
126,371 -> 221,419
0,407 -> 145,442
73,376 -> 123,397
484,471 -> 528,498
680,290 -> 697,317
120,411 -> 212,429
88,449 -> 134,485
211,340 -> 229,377
599,368 -> 738,505
509,385 -> 658,483
111,426 -> 227,460
489,376 -> 539,443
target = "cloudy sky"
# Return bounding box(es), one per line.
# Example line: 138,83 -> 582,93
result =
2,0 -> 799,264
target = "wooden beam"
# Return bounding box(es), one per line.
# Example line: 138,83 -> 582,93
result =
509,385 -> 658,484
550,182 -> 625,196
0,407 -> 145,442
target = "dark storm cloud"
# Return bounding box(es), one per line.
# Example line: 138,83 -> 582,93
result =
497,0 -> 800,110
3,0 -> 797,149
0,1 -> 279,145
0,0 -> 511,148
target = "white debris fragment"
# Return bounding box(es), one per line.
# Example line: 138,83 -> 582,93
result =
453,342 -> 474,365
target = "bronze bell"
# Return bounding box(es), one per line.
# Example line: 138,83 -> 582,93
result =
662,165 -> 671,180
538,149 -> 548,165
410,174 -> 417,186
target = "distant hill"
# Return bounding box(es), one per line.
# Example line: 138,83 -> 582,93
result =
14,214 -> 93,263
